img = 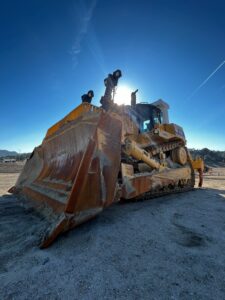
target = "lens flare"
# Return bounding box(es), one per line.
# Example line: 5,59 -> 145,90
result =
114,85 -> 133,105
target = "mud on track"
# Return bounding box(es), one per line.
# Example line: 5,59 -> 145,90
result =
0,171 -> 225,299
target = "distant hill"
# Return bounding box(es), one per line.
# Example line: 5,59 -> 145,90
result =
1,148 -> 224,167
189,148 -> 225,167
0,150 -> 31,160
0,150 -> 18,157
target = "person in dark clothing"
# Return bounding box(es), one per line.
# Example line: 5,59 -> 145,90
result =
81,90 -> 94,103
100,69 -> 122,110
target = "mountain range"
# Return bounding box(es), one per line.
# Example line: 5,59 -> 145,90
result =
1,148 -> 225,167
0,150 -> 18,157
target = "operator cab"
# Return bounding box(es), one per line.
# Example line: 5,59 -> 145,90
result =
129,103 -> 163,133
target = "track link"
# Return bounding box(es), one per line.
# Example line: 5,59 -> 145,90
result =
146,140 -> 184,156
133,169 -> 195,201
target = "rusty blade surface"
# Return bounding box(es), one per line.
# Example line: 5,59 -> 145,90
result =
10,110 -> 122,248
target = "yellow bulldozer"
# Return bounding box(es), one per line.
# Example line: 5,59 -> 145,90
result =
9,69 -> 204,248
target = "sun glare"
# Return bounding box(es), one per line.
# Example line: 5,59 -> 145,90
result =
114,85 -> 133,105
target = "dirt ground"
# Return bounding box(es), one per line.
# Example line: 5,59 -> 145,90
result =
0,169 -> 225,299
0,161 -> 25,173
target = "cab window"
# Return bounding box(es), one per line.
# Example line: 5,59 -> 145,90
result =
143,119 -> 151,131
153,111 -> 162,125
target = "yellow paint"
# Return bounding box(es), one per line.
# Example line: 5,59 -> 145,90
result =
124,139 -> 161,169
154,123 -> 185,142
155,124 -> 174,134
45,103 -> 101,138
190,158 -> 204,170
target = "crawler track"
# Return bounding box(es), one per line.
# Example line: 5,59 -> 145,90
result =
134,170 -> 195,201
133,146 -> 196,201
146,140 -> 184,155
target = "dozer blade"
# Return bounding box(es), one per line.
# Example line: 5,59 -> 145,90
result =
9,110 -> 122,248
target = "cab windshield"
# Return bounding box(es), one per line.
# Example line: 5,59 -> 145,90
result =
127,103 -> 163,133
139,108 -> 162,132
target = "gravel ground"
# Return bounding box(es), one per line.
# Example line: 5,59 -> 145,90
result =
0,162 -> 25,173
0,170 -> 225,299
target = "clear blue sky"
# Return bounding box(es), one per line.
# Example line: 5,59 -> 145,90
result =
0,0 -> 225,152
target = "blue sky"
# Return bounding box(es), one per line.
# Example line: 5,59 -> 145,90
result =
0,0 -> 225,152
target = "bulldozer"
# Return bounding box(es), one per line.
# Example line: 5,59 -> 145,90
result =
9,69 -> 204,248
